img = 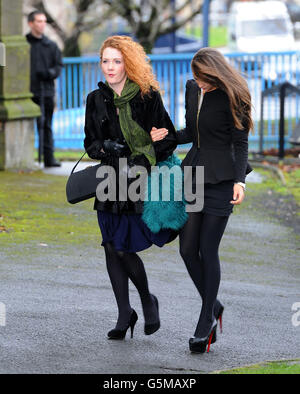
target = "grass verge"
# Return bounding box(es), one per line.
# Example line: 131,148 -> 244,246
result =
0,170 -> 100,248
249,165 -> 300,206
34,150 -> 88,162
215,359 -> 300,374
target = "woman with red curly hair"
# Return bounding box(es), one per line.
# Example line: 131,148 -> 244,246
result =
83,36 -> 179,340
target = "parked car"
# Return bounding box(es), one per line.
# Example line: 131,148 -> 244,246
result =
228,1 -> 298,87
228,0 -> 295,53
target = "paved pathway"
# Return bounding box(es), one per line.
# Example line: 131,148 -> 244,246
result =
0,166 -> 299,374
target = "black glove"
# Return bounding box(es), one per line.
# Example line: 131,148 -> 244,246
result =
103,139 -> 127,157
86,140 -> 108,160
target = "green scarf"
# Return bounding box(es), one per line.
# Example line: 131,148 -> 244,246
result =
106,79 -> 156,166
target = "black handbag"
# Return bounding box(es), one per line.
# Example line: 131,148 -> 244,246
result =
66,140 -> 128,204
66,152 -> 105,204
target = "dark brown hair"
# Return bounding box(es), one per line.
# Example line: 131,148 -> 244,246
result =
28,11 -> 46,23
191,47 -> 253,131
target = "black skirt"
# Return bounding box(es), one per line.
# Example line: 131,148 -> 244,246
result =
188,179 -> 235,217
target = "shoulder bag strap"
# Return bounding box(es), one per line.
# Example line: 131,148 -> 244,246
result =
71,151 -> 87,174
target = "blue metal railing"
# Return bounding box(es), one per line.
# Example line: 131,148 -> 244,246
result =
50,51 -> 300,151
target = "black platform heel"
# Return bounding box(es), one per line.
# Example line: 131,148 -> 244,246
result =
144,294 -> 160,335
189,319 -> 217,353
107,309 -> 138,340
211,302 -> 224,344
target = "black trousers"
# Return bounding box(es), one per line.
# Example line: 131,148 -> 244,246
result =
32,96 -> 55,164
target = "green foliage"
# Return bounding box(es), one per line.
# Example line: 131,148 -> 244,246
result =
185,26 -> 228,47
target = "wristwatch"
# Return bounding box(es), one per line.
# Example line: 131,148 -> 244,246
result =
235,182 -> 246,190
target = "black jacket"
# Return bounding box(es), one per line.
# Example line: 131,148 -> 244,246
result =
83,82 -> 178,213
26,33 -> 63,97
177,79 -> 252,183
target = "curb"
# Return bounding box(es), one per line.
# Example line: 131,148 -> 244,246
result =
249,160 -> 286,185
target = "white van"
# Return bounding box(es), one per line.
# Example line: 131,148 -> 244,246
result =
228,1 -> 295,53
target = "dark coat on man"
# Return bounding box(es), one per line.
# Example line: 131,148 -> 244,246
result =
26,33 -> 63,97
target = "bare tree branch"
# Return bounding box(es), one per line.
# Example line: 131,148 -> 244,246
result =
27,0 -> 204,54
102,0 -> 204,52
31,0 -> 67,41
26,0 -> 114,55
162,6 -> 203,34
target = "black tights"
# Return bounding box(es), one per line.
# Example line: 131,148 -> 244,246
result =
179,212 -> 229,337
104,242 -> 158,330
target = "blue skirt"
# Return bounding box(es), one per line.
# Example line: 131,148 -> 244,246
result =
97,210 -> 178,253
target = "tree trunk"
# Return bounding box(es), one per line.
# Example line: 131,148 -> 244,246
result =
63,35 -> 81,57
138,38 -> 154,54
135,25 -> 156,54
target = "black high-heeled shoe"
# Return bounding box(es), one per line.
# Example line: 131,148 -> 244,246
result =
107,309 -> 138,340
211,302 -> 224,344
189,319 -> 217,354
144,294 -> 160,335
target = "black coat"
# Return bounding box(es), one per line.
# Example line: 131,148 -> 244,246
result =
83,82 -> 178,213
177,79 -> 252,183
26,33 -> 63,97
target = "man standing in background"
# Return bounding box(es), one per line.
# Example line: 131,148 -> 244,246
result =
26,10 -> 63,167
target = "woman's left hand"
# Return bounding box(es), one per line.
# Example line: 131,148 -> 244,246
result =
230,184 -> 245,205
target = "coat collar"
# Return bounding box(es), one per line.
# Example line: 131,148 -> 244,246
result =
26,33 -> 51,46
97,81 -> 114,100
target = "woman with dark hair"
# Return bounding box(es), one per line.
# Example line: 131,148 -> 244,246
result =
83,36 -> 179,340
151,47 -> 253,353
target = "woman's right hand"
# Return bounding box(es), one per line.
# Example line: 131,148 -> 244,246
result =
150,127 -> 168,142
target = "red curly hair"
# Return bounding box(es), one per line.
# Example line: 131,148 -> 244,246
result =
100,35 -> 160,96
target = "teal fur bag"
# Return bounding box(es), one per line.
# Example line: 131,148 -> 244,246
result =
142,153 -> 188,233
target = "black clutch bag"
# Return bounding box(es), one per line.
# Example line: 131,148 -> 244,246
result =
66,152 -> 105,204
